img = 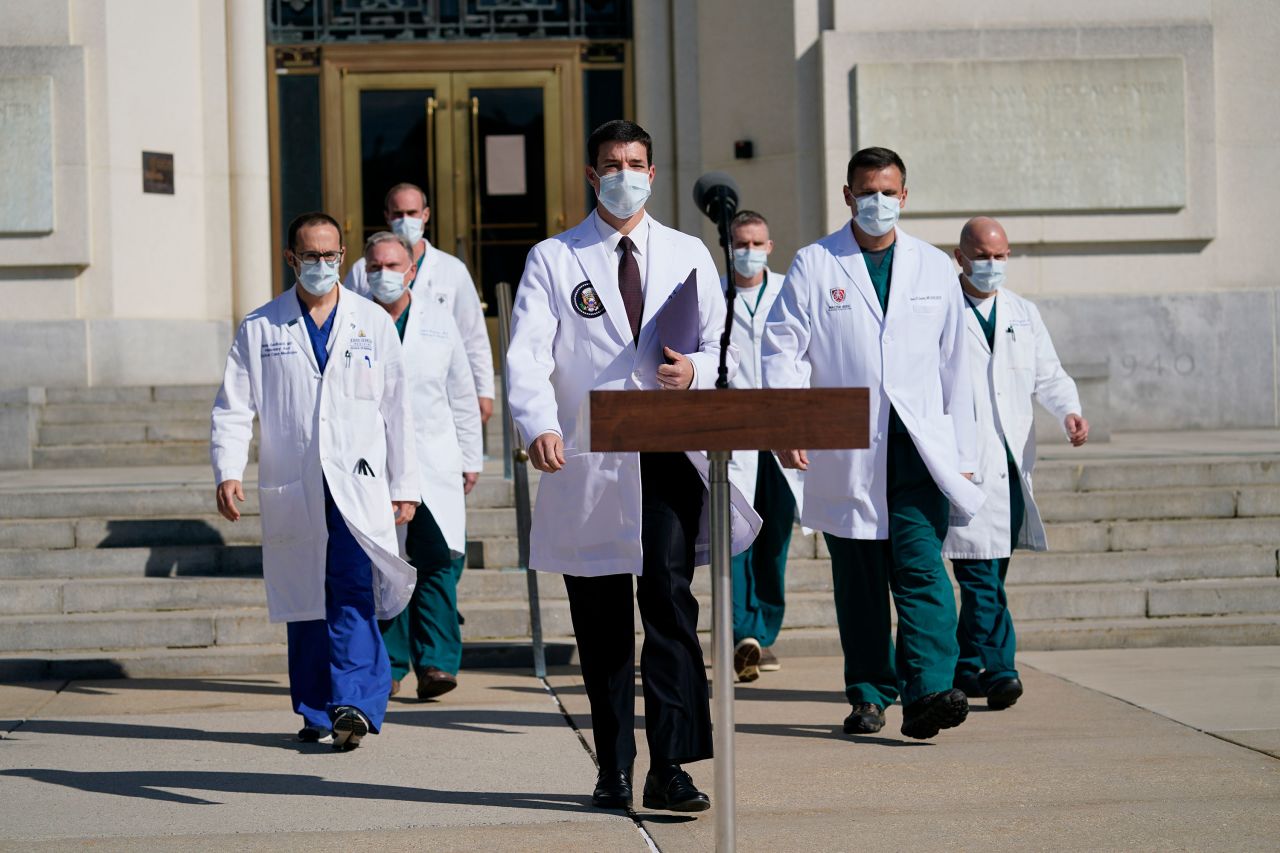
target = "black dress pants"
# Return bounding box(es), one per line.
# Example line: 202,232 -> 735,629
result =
563,452 -> 712,772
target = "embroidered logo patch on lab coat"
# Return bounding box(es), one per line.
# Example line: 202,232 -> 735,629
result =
831,288 -> 846,304
572,281 -> 605,318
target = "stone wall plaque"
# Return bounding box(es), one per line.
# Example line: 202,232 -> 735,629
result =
0,76 -> 54,234
854,58 -> 1187,214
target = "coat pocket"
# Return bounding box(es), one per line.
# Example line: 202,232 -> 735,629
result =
346,359 -> 383,400
258,479 -> 310,547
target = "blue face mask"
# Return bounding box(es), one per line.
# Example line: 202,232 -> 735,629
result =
368,268 -> 407,304
297,258 -> 340,296
732,248 -> 768,279
853,191 -> 900,237
964,257 -> 1007,293
594,169 -> 651,219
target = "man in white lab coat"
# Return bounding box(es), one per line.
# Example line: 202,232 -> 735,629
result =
344,183 -> 496,426
762,147 -> 985,740
507,120 -> 759,813
360,231 -> 484,702
943,216 -> 1088,711
211,212 -> 419,750
721,209 -> 806,682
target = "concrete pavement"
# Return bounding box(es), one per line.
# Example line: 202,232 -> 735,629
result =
2,651 -> 1278,851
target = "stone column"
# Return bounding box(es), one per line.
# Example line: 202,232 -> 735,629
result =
225,0 -> 272,323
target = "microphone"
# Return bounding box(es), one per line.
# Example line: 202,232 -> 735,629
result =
692,171 -> 740,224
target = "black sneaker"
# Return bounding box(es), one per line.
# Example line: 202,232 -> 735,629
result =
900,689 -> 969,740
985,677 -> 1024,710
842,703 -> 886,735
953,671 -> 983,699
331,706 -> 370,751
297,725 -> 333,745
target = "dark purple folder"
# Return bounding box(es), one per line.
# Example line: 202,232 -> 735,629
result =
655,269 -> 700,356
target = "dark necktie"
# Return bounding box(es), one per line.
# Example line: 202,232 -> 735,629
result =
617,235 -> 643,340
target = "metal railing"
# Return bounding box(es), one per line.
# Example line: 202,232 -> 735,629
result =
495,280 -> 545,678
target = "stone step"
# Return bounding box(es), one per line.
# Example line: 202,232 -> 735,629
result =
43,385 -> 219,405
40,400 -> 213,425
1013,613 -> 1280,650
1147,578 -> 1280,617
1037,458 -> 1280,492
38,421 -> 217,447
0,476 -> 515,520
0,643 -> 289,682
1035,487 -> 1242,522
0,577 -> 266,616
0,545 -> 262,580
35,442 -> 216,469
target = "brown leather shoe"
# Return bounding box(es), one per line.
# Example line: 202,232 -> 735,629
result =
417,668 -> 458,700
390,679 -> 401,697
759,646 -> 781,672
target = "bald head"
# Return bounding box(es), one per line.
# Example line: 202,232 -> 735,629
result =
959,216 -> 1008,257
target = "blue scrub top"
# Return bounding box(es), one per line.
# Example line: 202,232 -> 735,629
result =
299,293 -> 336,373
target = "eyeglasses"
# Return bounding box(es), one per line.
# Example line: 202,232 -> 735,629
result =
294,250 -> 344,264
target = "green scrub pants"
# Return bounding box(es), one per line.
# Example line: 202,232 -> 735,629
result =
378,506 -> 464,679
951,454 -> 1024,688
732,451 -> 796,647
824,433 -> 957,708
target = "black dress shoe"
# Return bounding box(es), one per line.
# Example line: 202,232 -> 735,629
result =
985,676 -> 1024,710
843,702 -> 886,734
642,765 -> 711,812
900,689 -> 969,740
953,671 -> 983,699
591,767 -> 633,809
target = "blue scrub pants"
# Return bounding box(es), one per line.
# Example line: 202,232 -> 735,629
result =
286,478 -> 391,732
952,453 -> 1025,688
732,451 -> 795,647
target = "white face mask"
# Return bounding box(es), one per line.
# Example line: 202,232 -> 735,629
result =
390,216 -> 425,246
853,191 -> 900,237
368,268 -> 407,304
964,256 -> 1007,293
594,169 -> 651,219
297,258 -> 340,296
732,248 -> 768,279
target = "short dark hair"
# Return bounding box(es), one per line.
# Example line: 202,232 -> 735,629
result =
384,182 -> 429,211
287,211 -> 343,251
731,209 -> 769,232
847,147 -> 907,188
587,120 -> 652,169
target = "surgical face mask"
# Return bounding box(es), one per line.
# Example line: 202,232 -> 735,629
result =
964,256 -> 1007,293
296,258 -> 340,296
732,248 -> 768,279
368,268 -> 407,304
390,216 -> 425,246
853,191 -> 900,237
594,169 -> 651,219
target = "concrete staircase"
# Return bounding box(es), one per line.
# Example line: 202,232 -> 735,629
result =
1,384 -> 1278,680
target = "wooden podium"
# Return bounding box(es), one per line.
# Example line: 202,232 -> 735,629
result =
589,387 -> 869,852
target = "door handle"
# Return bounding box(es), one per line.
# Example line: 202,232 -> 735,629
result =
469,95 -> 482,289
425,96 -> 438,247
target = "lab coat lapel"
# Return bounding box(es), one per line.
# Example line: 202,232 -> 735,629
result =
638,221 -> 680,355
280,289 -> 321,374
830,223 -> 884,323
884,232 -> 919,322
966,307 -> 992,355
569,213 -> 633,346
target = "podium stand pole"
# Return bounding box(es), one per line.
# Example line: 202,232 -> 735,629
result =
709,449 -> 736,852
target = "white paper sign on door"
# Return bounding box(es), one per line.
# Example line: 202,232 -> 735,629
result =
485,135 -> 527,196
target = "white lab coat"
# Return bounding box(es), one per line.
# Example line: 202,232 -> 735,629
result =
393,294 -> 484,558
507,211 -> 762,576
942,287 -> 1081,559
721,270 -> 807,526
761,223 -> 985,539
211,287 -> 420,623
346,240 -> 496,399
